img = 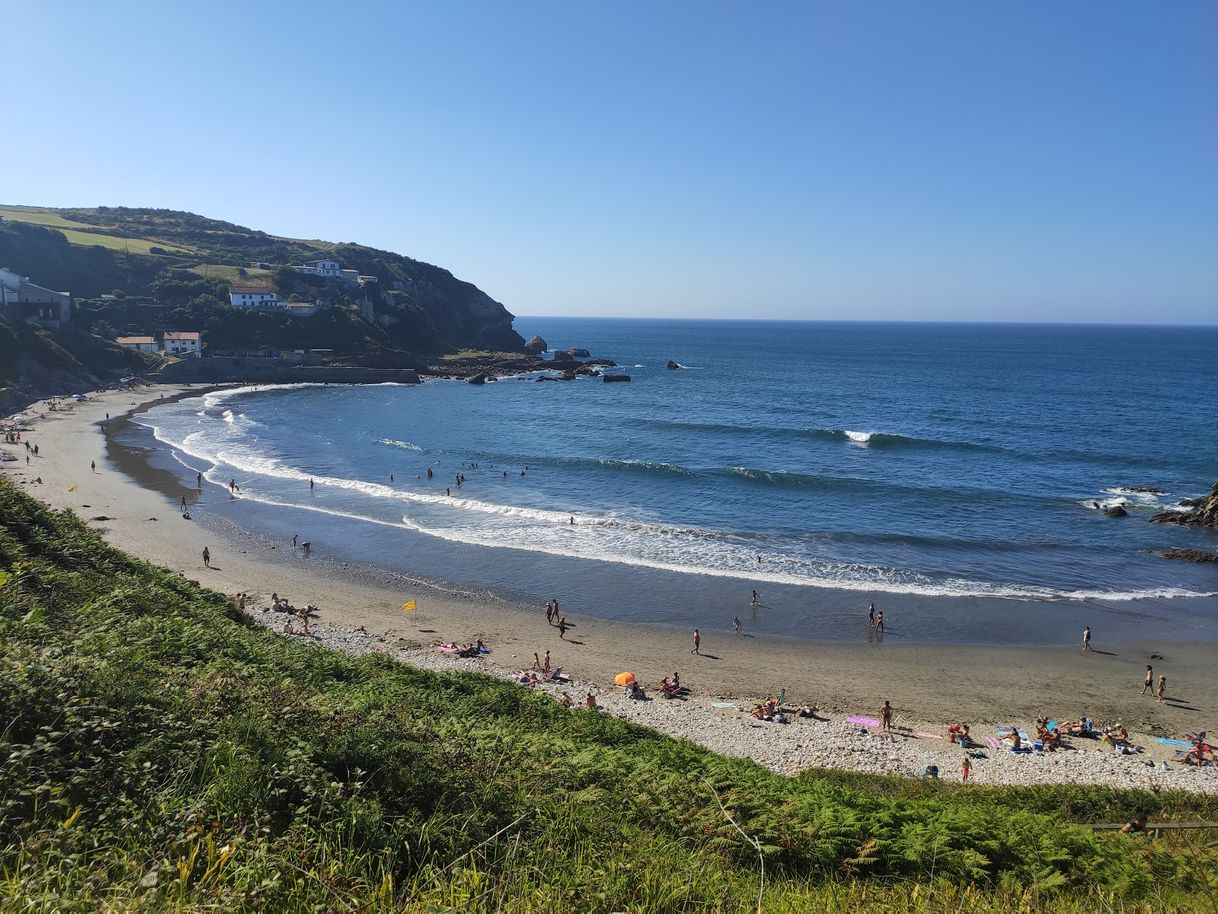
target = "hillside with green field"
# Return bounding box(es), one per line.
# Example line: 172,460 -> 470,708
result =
1,478 -> 1215,912
0,205 -> 524,366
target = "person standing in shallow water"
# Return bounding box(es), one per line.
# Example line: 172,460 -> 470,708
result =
875,611 -> 884,635
733,615 -> 742,634
868,602 -> 876,627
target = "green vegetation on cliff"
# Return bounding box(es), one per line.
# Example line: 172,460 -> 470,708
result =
0,205 -> 524,362
1,479 -> 1216,911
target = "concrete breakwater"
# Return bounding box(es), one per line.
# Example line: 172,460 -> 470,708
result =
154,357 -> 419,385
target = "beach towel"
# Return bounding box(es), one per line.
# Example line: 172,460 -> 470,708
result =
984,737 -> 1000,750
915,731 -> 944,740
436,644 -> 456,654
996,727 -> 1031,742
712,702 -> 737,709
847,716 -> 881,728
1156,737 -> 1193,749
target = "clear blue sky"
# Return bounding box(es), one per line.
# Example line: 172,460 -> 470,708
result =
3,1 -> 1216,323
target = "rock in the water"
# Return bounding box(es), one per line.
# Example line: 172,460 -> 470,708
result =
574,365 -> 600,376
603,374 -> 631,383
584,358 -> 618,367
1150,483 -> 1218,527
568,348 -> 591,357
667,360 -> 680,370
1157,548 -> 1218,563
1102,505 -> 1127,518
559,370 -> 577,381
551,350 -> 576,364
523,335 -> 548,354
468,373 -> 488,385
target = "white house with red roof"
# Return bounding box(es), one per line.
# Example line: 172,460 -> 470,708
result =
164,331 -> 202,358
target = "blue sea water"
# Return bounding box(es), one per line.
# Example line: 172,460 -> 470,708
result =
132,319 -> 1218,644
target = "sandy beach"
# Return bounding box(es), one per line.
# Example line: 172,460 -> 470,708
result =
4,383 -> 1216,793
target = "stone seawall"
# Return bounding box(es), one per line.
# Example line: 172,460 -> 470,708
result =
154,358 -> 419,385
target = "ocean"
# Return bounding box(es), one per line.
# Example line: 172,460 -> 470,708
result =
128,319 -> 1218,645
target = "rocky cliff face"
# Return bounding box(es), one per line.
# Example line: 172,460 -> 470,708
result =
1150,484 -> 1218,528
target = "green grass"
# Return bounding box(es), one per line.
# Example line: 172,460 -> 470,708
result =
0,205 -> 193,254
0,478 -> 1215,912
185,263 -> 275,285
0,205 -> 94,229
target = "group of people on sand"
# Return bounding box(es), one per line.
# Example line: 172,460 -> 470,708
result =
544,599 -> 569,638
438,639 -> 487,658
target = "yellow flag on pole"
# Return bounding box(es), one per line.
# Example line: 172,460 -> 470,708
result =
401,600 -> 417,612
68,485 -> 78,493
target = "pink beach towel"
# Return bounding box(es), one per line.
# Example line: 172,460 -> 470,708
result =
847,716 -> 881,728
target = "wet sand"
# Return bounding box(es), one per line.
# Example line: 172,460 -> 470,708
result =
4,384 -> 1216,790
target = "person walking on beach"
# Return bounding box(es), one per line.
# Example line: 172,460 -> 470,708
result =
543,650 -> 551,674
557,616 -> 568,640
961,755 -> 972,784
545,600 -> 554,625
292,534 -> 298,549
202,546 -> 210,568
1156,674 -> 1166,702
533,652 -> 541,671
875,611 -> 884,635
1141,665 -> 1153,695
733,615 -> 742,634
691,628 -> 701,655
1082,626 -> 1092,652
868,602 -> 876,627
881,700 -> 893,735
90,460 -> 95,473
181,495 -> 187,511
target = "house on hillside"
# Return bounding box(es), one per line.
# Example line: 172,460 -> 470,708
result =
293,259 -> 342,278
228,287 -> 280,309
164,331 -> 202,358
115,335 -> 158,353
357,274 -> 378,285
340,269 -> 360,284
0,267 -> 71,328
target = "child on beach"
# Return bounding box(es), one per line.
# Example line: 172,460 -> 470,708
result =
1157,674 -> 1166,702
881,700 -> 893,735
961,756 -> 972,783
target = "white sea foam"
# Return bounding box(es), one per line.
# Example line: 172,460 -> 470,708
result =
379,437 -> 425,452
137,396 -> 1218,604
844,430 -> 872,444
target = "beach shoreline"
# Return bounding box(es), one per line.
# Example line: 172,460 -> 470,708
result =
4,383 -> 1216,793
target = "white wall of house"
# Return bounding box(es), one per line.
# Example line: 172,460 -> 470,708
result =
294,259 -> 342,278
164,333 -> 201,357
229,291 -> 279,308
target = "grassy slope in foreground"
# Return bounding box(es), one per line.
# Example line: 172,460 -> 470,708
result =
0,479 -> 1215,912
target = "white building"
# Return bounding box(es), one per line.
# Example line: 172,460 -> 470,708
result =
163,331 -> 202,358
0,266 -> 71,327
115,335 -> 158,353
340,269 -> 360,284
293,259 -> 342,278
284,301 -> 319,317
229,287 -> 280,309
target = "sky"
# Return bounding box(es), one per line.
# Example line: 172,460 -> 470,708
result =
2,1 -> 1216,323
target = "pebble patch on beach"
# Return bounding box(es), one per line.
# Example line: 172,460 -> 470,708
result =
247,608 -> 1218,795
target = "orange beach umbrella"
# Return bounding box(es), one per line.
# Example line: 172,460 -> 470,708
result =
614,672 -> 636,687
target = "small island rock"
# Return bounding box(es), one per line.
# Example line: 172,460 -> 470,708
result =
523,335 -> 548,354
666,360 -> 680,370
